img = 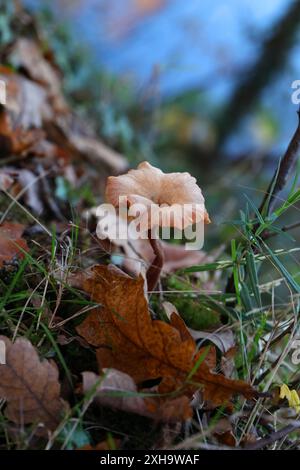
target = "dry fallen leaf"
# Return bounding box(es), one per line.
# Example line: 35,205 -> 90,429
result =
79,439 -> 121,450
123,238 -> 213,277
13,169 -> 44,215
0,336 -> 67,430
0,170 -> 14,191
189,328 -> 235,354
69,133 -> 128,175
9,38 -> 68,114
82,369 -> 148,416
0,222 -> 29,267
77,264 -> 256,406
213,418 -> 236,447
0,107 -> 44,158
82,369 -> 192,422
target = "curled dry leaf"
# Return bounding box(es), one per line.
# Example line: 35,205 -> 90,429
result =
159,242 -> 209,273
0,106 -> 44,158
189,328 -> 235,355
14,168 -> 44,214
213,418 -> 236,447
77,264 -> 256,406
9,38 -> 68,114
0,222 -> 29,267
0,336 -> 67,430
82,369 -> 192,422
0,55 -> 125,192
0,170 -> 14,191
83,369 -> 147,416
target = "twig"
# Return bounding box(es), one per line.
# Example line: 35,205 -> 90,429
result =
226,109 -> 300,297
244,423 -> 300,450
259,108 -> 300,217
262,220 -> 300,241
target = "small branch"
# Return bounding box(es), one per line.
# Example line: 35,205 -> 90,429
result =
259,108 -> 300,217
279,220 -> 300,233
226,110 -> 300,298
244,423 -> 300,450
261,220 -> 300,241
146,232 -> 164,292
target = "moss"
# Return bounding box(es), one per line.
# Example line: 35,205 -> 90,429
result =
166,295 -> 221,330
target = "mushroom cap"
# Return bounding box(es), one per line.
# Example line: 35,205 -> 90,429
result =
106,161 -> 210,230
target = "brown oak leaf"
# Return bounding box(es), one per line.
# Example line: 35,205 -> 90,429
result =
0,222 -> 29,267
82,369 -> 192,422
0,336 -> 67,430
77,264 -> 256,406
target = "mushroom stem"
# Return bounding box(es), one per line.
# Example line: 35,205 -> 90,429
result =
146,231 -> 164,292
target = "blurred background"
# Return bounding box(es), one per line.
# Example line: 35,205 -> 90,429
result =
16,0 -> 300,245
24,1 -> 300,150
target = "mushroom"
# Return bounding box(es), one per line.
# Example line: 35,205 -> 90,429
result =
106,161 -> 210,291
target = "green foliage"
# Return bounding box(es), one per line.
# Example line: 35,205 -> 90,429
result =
167,296 -> 221,330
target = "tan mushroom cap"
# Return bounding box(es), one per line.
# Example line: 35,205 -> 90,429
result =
106,161 -> 210,230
